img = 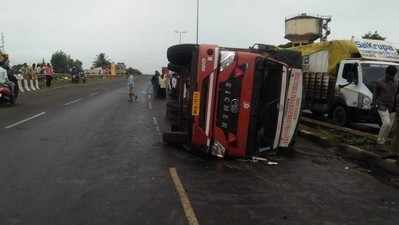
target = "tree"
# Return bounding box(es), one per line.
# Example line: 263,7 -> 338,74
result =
362,31 -> 386,41
51,50 -> 83,73
93,53 -> 111,68
68,58 -> 82,71
51,50 -> 69,73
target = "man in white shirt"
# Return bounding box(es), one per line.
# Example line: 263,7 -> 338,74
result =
128,74 -> 137,102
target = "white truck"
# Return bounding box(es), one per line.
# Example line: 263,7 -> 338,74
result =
296,39 -> 399,125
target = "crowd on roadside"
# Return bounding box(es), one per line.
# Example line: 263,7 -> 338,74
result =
150,70 -> 178,99
17,63 -> 55,87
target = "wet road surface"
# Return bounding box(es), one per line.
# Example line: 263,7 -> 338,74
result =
0,76 -> 397,225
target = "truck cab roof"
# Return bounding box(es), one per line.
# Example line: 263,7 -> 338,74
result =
341,58 -> 399,66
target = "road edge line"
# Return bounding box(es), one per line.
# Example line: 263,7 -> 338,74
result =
5,112 -> 46,129
64,98 -> 82,106
169,167 -> 200,225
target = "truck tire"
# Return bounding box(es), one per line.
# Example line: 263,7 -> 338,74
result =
332,105 -> 349,126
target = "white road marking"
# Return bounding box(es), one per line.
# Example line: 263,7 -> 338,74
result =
169,168 -> 200,225
64,98 -> 82,106
153,117 -> 158,125
5,112 -> 46,129
148,101 -> 153,109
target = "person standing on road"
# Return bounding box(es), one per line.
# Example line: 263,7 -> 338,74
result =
31,63 -> 37,82
374,65 -> 397,149
158,73 -> 167,99
44,63 -> 54,87
127,74 -> 137,102
151,71 -> 160,97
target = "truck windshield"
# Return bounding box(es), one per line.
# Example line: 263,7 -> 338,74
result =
361,63 -> 399,87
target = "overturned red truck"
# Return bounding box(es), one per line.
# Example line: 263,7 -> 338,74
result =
163,44 -> 303,158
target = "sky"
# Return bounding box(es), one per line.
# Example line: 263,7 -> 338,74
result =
1,0 -> 398,74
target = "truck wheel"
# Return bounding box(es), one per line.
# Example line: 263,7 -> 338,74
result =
332,105 -> 348,126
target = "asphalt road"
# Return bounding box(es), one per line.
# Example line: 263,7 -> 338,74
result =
0,76 -> 398,225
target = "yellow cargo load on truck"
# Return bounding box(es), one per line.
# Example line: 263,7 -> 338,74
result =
293,38 -> 399,126
293,40 -> 359,76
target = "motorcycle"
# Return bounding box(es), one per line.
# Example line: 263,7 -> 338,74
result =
0,83 -> 16,104
71,74 -> 80,83
80,72 -> 87,84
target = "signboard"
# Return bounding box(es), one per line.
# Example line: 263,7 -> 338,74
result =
192,91 -> 201,116
354,39 -> 399,62
280,69 -> 303,147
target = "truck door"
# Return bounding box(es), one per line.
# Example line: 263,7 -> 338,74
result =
336,62 -> 361,108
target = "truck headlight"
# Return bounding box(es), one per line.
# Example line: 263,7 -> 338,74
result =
358,94 -> 372,109
219,51 -> 236,72
363,96 -> 371,107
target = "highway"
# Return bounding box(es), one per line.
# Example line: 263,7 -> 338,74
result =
0,76 -> 397,225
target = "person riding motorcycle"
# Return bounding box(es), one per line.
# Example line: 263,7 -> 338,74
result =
0,57 -> 18,97
71,66 -> 80,83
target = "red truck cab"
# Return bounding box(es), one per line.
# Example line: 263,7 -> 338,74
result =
164,44 -> 303,158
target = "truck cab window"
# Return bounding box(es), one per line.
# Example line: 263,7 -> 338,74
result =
342,63 -> 358,84
361,64 -> 399,90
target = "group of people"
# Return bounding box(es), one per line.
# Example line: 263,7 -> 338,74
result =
20,63 -> 55,87
375,65 -> 399,155
151,71 -> 169,99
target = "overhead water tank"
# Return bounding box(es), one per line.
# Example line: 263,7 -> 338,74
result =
285,14 -> 323,44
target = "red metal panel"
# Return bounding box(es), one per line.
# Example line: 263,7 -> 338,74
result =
191,45 -> 218,150
212,52 -> 258,157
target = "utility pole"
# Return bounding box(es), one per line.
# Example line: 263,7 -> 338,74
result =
175,30 -> 188,44
196,0 -> 199,44
0,32 -> 5,52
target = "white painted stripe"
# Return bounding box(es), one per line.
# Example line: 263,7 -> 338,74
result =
5,112 -> 46,129
273,67 -> 288,149
205,72 -> 214,138
148,101 -> 153,109
64,98 -> 82,106
204,47 -> 219,146
169,168 -> 200,225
